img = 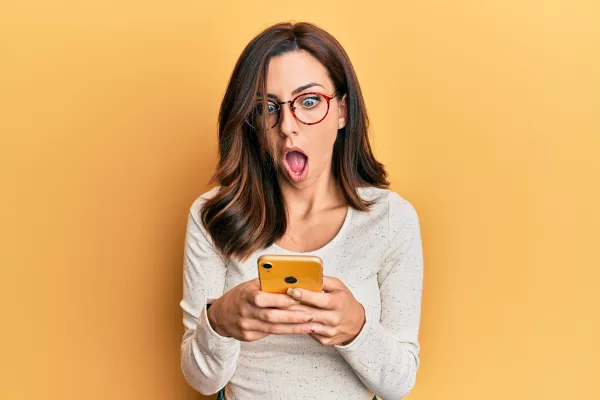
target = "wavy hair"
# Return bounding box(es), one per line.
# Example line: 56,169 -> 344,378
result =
201,21 -> 389,261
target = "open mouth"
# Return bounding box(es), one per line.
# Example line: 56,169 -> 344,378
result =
283,149 -> 309,183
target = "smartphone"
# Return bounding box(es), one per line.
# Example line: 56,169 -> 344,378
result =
257,254 -> 323,294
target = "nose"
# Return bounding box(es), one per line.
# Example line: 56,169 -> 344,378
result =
277,102 -> 299,138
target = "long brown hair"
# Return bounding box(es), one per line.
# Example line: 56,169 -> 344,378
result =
201,21 -> 389,261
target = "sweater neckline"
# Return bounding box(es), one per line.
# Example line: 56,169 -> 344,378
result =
271,204 -> 354,255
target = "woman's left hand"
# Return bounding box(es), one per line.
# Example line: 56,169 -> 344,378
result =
286,276 -> 366,346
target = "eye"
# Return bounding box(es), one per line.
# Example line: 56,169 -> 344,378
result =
254,100 -> 278,115
300,96 -> 321,109
267,103 -> 277,114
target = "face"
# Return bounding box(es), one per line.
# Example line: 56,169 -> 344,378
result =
262,50 -> 347,189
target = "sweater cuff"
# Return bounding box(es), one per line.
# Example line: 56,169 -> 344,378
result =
334,304 -> 373,353
194,297 -> 239,355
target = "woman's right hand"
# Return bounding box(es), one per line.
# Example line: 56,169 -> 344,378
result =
206,278 -> 315,342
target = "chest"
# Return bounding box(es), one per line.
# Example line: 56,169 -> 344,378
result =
224,212 -> 388,309
275,206 -> 348,253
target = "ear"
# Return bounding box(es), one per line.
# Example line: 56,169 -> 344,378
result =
337,94 -> 348,130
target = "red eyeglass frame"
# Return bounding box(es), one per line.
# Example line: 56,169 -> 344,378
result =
245,91 -> 338,130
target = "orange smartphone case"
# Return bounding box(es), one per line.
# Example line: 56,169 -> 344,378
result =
257,254 -> 323,294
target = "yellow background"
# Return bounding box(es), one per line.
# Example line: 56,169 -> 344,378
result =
1,1 -> 599,399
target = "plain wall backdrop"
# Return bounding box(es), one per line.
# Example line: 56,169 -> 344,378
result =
1,1 -> 599,399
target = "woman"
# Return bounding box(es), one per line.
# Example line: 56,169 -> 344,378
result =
180,21 -> 424,400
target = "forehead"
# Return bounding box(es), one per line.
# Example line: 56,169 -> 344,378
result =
266,50 -> 333,95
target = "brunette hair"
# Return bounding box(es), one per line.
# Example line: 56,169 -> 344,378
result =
201,21 -> 389,261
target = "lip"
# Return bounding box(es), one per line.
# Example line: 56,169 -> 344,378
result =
283,146 -> 309,183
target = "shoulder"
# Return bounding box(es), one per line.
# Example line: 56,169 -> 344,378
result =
357,186 -> 419,225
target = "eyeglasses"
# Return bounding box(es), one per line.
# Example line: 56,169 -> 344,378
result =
245,92 -> 338,130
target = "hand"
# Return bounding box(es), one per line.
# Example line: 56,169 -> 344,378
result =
285,277 -> 366,346
207,278 -> 315,342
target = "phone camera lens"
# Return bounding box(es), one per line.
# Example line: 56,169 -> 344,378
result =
263,263 -> 272,269
284,276 -> 297,284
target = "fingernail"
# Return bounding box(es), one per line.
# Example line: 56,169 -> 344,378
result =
287,288 -> 301,298
309,328 -> 315,333
305,315 -> 313,322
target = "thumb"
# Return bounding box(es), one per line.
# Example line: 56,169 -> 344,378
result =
322,276 -> 345,292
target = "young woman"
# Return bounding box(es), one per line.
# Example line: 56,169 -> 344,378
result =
180,21 -> 424,400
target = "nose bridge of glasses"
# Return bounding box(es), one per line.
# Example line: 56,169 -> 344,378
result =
276,99 -> 295,112
273,99 -> 294,125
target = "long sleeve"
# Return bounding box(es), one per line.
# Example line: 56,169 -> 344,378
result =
335,193 -> 424,400
179,194 -> 240,395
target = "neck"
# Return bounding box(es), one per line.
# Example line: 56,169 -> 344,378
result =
278,168 -> 345,217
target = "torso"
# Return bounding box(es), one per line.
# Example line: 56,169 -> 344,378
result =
213,186 -> 393,400
275,203 -> 349,252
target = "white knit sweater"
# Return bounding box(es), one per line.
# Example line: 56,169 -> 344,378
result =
180,186 -> 424,400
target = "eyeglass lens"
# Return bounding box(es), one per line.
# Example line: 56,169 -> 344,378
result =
247,93 -> 330,129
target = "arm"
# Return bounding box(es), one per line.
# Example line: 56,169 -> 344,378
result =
179,195 -> 240,395
334,193 -> 424,399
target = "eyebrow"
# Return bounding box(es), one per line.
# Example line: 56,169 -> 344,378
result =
266,82 -> 326,100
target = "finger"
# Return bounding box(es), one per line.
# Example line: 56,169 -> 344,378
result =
308,332 -> 336,346
250,320 -> 313,335
306,322 -> 336,337
287,287 -> 335,310
239,330 -> 269,342
248,290 -> 300,308
322,276 -> 346,292
285,304 -> 312,312
285,304 -> 323,313
247,278 -> 299,308
285,305 -> 339,326
253,308 -> 314,324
